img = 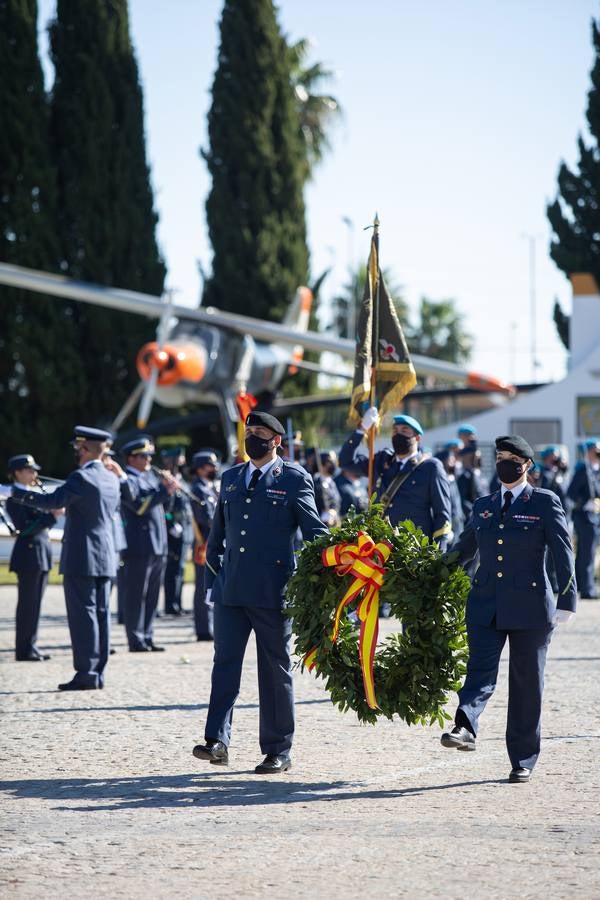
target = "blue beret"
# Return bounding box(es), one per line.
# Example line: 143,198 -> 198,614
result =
245,411 -> 285,435
444,439 -> 461,450
8,453 -> 41,471
581,439 -> 600,450
458,423 -> 477,435
71,425 -> 112,445
540,445 -> 559,458
121,436 -> 155,456
392,414 -> 423,435
192,450 -> 219,469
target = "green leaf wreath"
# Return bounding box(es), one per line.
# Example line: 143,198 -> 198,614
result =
286,504 -> 470,725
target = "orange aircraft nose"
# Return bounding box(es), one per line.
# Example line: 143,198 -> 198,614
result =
136,340 -> 206,386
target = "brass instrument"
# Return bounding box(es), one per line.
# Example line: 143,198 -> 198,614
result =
150,465 -> 203,506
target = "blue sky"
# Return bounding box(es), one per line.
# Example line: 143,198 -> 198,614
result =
37,0 -> 598,385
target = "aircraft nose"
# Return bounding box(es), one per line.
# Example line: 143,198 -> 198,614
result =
136,340 -> 206,386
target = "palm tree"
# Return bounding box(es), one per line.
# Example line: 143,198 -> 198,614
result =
288,38 -> 342,179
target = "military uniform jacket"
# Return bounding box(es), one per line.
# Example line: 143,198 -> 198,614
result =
120,468 -> 169,557
6,497 -> 55,574
313,473 -> 342,520
334,473 -> 369,516
452,484 -> 576,629
191,477 -> 219,543
11,461 -> 119,577
457,468 -> 489,520
540,467 -> 567,511
205,458 -> 328,609
567,463 -> 600,522
164,482 -> 193,545
339,431 -> 452,543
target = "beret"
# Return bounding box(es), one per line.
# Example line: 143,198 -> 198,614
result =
8,454 -> 41,471
72,425 -> 112,444
540,445 -> 559,458
444,439 -> 461,450
392,414 -> 423,435
495,434 -> 534,460
121,436 -> 155,456
192,450 -> 219,469
458,441 -> 478,456
458,423 -> 477,435
245,411 -> 285,435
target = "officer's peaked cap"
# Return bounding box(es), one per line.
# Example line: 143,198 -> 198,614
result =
245,411 -> 285,435
71,425 -> 112,445
8,453 -> 41,471
495,434 -> 534,461
392,413 -> 423,435
192,450 -> 219,469
122,436 -> 155,456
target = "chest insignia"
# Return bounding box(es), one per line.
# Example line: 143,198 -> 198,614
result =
479,510 -> 493,519
266,488 -> 287,496
226,484 -> 237,492
513,514 -> 540,521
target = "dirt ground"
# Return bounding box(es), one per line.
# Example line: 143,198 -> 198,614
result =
1,584 -> 599,899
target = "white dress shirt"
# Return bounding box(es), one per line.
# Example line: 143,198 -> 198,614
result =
245,457 -> 278,488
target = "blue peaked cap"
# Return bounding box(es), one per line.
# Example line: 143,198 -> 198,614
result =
392,414 -> 423,435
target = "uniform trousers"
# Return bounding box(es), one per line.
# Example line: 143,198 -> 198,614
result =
205,602 -> 294,755
15,570 -> 48,659
572,511 -> 598,597
116,554 -> 126,624
457,620 -> 553,770
122,554 -> 166,649
63,575 -> 111,687
164,538 -> 187,612
193,563 -> 214,638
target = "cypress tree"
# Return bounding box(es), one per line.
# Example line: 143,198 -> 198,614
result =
548,20 -> 600,309
0,0 -> 82,472
203,0 -> 309,322
49,0 -> 166,426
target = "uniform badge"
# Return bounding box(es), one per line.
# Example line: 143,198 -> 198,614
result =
226,484 -> 237,492
479,510 -> 493,519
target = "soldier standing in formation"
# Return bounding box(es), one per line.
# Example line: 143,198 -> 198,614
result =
309,449 -> 342,527
6,454 -> 58,662
160,447 -> 193,616
193,411 -> 327,774
441,435 -> 576,783
567,440 -> 600,600
456,440 -> 489,523
190,450 -> 220,641
11,427 -> 121,690
435,446 -> 464,545
339,407 -> 452,548
334,462 -> 369,516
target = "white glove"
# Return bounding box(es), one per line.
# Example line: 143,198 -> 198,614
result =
206,588 -> 212,603
360,406 -> 380,432
554,609 -> 574,626
583,500 -> 597,512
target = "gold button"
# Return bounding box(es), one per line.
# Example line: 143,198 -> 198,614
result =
497,555 -> 503,561
497,572 -> 503,578
498,539 -> 503,545
240,547 -> 245,552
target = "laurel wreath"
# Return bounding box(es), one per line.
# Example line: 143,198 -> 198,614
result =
286,505 -> 470,725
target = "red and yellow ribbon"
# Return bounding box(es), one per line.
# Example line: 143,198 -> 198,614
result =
305,531 -> 392,710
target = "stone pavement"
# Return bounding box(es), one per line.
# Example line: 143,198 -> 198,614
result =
1,584 -> 599,899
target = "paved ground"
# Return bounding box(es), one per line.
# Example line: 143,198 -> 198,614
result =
1,584 -> 599,899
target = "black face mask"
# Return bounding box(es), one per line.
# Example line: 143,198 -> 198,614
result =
244,434 -> 274,461
392,433 -> 414,455
496,458 -> 527,484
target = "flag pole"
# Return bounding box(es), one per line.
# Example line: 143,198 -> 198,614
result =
368,213 -> 380,500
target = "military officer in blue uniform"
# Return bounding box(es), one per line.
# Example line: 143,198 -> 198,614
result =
435,447 -> 464,545
190,450 -> 220,640
160,447 -> 193,616
193,411 -> 327,774
6,454 -> 57,661
456,441 -> 489,522
119,437 -> 175,652
539,446 -> 568,510
335,463 -> 369,517
339,408 -> 452,548
310,450 -> 342,526
441,435 -> 577,783
567,440 -> 600,599
11,427 -> 121,690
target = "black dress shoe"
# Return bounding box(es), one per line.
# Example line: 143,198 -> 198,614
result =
147,642 -> 165,652
109,648 -> 116,655
255,753 -> 292,774
58,680 -> 98,691
16,650 -> 50,661
192,739 -> 229,765
440,725 -> 476,751
129,645 -> 150,652
196,634 -> 214,642
509,767 -> 531,783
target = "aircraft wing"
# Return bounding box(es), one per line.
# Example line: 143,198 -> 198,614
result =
0,262 -> 513,393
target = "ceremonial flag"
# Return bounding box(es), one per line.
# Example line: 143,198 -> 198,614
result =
348,230 -> 416,427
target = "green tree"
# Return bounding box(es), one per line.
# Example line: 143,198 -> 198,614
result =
547,19 -> 600,348
407,297 -> 473,365
203,0 -> 308,323
49,0 -> 166,432
0,0 -> 82,472
288,37 -> 341,181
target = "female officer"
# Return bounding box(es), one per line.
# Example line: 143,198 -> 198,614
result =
441,435 -> 576,783
6,455 -> 57,661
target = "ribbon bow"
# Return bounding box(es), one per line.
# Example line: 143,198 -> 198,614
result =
305,531 -> 392,709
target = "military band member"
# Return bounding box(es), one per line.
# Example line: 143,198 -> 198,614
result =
161,447 -> 193,616
6,455 -> 57,661
11,427 -> 121,690
441,435 -> 577,783
119,437 -> 175,652
193,411 -> 327,774
566,440 -> 600,600
190,450 -> 220,641
339,408 -> 452,548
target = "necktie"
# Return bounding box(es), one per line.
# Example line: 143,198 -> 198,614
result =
248,469 -> 261,492
501,490 -> 513,517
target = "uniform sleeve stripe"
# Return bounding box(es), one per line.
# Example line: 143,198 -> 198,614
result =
136,497 -> 153,516
433,522 -> 451,538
